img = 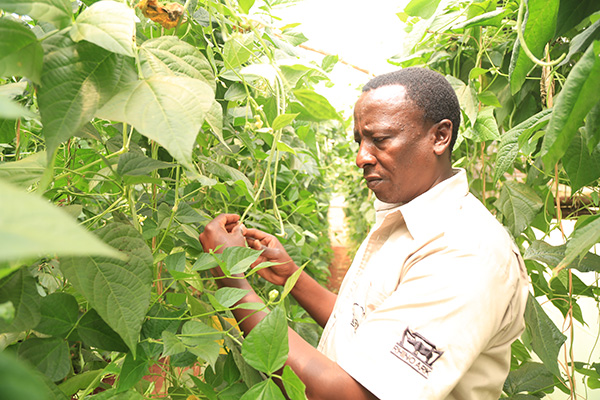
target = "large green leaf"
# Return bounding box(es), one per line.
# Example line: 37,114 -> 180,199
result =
0,0 -> 72,29
0,352 -> 53,400
495,181 -> 543,237
61,223 -> 153,356
95,75 -> 214,166
0,151 -> 46,188
446,75 -> 477,125
0,17 -> 43,84
0,268 -> 41,333
240,378 -> 285,400
180,320 -> 222,368
18,337 -> 70,381
563,131 -> 600,191
470,107 -> 500,142
559,215 -> 600,271
503,362 -> 554,395
39,33 -> 137,156
524,240 -> 600,273
0,179 -> 121,262
223,33 -> 255,69
116,347 -> 149,393
554,0 -> 600,38
559,18 -> 600,67
293,89 -> 340,122
242,306 -> 288,374
116,152 -> 173,177
35,292 -> 79,338
403,0 -> 441,19
524,294 -> 566,376
75,309 -> 128,353
509,0 -> 560,95
541,41 -> 600,168
0,94 -> 36,120
282,365 -> 308,400
585,100 -> 600,153
139,36 -> 215,89
70,0 -> 135,57
494,109 -> 551,182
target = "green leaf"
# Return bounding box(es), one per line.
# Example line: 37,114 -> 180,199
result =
0,151 -> 46,188
77,308 -> 129,352
0,94 -> 36,119
272,113 -> 299,131
215,287 -> 249,308
162,331 -> 187,356
494,109 -> 551,182
86,388 -> 144,400
471,108 -> 500,142
238,0 -> 255,14
58,370 -> 103,398
70,1 -> 135,57
453,8 -> 510,29
509,0 -> 560,95
192,253 -> 219,271
0,178 -> 121,262
242,306 -> 288,374
95,75 -> 214,166
559,18 -> 600,67
585,100 -> 600,153
223,33 -> 254,69
404,0 -> 441,19
0,351 -> 55,400
281,264 -> 304,301
240,378 -> 286,400
542,41 -> 600,168
180,320 -> 222,368
116,348 -> 149,393
221,246 -> 262,275
18,337 -> 70,381
0,17 -> 43,84
446,75 -> 477,125
555,0 -> 600,38
563,131 -> 600,191
0,268 -> 41,333
205,100 -> 226,146
39,34 -> 137,156
202,157 -> 254,198
293,89 -> 340,121
503,362 -> 554,395
495,181 -> 543,237
0,0 -> 72,29
139,36 -> 215,89
560,215 -> 600,271
477,91 -> 502,108
282,365 -> 308,400
117,152 -> 174,176
61,223 -> 153,356
35,292 -> 79,338
524,294 -> 566,376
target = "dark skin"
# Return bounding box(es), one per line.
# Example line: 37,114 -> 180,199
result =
199,84 -> 454,399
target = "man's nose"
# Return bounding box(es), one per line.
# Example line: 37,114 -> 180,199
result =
356,142 -> 376,169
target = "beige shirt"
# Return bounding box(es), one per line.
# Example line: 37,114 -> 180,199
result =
317,169 -> 529,399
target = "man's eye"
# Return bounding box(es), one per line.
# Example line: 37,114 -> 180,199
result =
373,137 -> 385,143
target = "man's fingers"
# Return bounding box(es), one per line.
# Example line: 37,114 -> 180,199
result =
244,228 -> 273,243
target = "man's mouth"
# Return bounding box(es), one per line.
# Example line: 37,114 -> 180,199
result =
364,175 -> 383,188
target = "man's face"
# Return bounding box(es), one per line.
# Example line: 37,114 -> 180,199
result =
353,85 -> 439,204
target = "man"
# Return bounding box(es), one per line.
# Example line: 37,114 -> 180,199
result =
199,68 -> 529,399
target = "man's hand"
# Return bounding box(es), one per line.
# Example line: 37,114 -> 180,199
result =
199,214 -> 246,254
244,228 -> 299,286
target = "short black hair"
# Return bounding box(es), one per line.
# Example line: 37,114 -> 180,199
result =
362,68 -> 461,152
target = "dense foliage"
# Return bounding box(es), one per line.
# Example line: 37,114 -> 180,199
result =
341,0 -> 600,398
0,0 -> 346,398
2,0 -> 600,399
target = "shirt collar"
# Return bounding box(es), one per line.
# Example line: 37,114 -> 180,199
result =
373,168 -> 469,240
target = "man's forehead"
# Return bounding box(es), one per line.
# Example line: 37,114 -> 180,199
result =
354,85 -> 410,111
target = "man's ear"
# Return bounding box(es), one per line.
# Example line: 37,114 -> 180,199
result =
432,119 -> 453,156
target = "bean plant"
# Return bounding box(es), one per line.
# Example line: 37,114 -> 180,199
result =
0,0 -> 346,398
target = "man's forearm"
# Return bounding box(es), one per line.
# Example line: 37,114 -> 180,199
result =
289,271 -> 337,328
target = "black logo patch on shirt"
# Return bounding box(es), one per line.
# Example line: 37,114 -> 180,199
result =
391,327 -> 443,379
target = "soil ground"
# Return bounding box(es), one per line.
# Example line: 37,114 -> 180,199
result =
326,197 -> 352,293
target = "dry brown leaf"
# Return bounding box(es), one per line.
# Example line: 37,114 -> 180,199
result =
136,0 -> 185,29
